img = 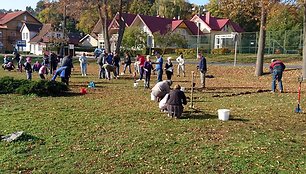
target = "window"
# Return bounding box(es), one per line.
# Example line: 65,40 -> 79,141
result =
0,31 -> 2,38
26,33 -> 28,40
24,15 -> 27,21
57,33 -> 61,38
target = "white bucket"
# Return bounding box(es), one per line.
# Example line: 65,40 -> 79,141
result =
218,109 -> 230,121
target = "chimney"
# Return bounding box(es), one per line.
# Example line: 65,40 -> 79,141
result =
205,12 -> 210,24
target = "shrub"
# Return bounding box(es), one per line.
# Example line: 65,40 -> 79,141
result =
211,48 -> 231,55
0,76 -> 68,96
0,76 -> 30,94
16,80 -> 69,96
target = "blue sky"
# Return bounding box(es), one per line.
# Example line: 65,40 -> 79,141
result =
1,0 -> 209,11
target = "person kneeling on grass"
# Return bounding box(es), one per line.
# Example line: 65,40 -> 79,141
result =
166,84 -> 187,118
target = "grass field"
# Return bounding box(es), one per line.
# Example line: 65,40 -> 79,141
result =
0,57 -> 305,173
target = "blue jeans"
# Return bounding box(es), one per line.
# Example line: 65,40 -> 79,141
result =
123,64 -> 131,73
80,63 -> 87,75
272,70 -> 283,92
157,69 -> 163,82
26,72 -> 32,80
99,65 -> 105,79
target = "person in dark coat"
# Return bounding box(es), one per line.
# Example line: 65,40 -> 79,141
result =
165,57 -> 173,80
166,84 -> 187,118
197,53 -> 207,88
61,54 -> 73,85
50,52 -> 58,74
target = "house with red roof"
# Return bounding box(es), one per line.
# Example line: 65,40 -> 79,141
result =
91,11 -> 243,52
190,12 -> 244,48
129,14 -> 203,48
27,22 -> 81,55
20,23 -> 43,52
0,11 -> 42,53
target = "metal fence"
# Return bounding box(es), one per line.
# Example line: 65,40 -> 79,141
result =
187,30 -> 303,54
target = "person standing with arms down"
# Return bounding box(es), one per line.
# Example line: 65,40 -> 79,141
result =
269,59 -> 286,93
79,53 -> 87,76
176,52 -> 185,77
144,55 -> 153,88
122,51 -> 132,74
165,57 -> 173,80
154,52 -> 163,82
197,53 -> 207,88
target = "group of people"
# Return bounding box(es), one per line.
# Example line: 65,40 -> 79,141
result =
1,51 -> 75,85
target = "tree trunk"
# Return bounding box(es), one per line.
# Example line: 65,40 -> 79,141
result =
97,0 -> 111,53
303,1 -> 306,79
116,0 -> 125,54
255,1 -> 267,76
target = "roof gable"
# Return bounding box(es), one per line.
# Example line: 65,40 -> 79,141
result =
0,11 -> 41,25
194,14 -> 243,32
21,23 -> 43,32
138,14 -> 173,34
30,24 -> 52,43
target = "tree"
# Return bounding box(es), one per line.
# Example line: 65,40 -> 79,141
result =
97,0 -> 111,53
205,0 -> 260,32
255,0 -> 267,76
154,27 -> 188,55
116,0 -> 125,53
37,4 -> 61,26
122,27 -> 147,50
129,0 -> 152,15
77,10 -> 99,34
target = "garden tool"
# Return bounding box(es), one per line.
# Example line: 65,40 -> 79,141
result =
295,76 -> 303,113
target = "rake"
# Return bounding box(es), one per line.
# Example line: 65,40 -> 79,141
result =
295,76 -> 303,113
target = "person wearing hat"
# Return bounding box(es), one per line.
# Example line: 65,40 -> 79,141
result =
165,57 -> 173,80
166,84 -> 187,118
269,59 -> 286,93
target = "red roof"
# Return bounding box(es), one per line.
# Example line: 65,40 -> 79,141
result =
138,14 -> 174,34
0,11 -> 25,25
118,13 -> 137,26
171,20 -> 203,35
30,24 -> 52,43
197,14 -> 244,32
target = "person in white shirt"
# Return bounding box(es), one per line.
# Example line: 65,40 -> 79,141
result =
79,53 -> 87,76
176,52 -> 185,77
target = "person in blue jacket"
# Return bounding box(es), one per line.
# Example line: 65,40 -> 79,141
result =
197,53 -> 207,88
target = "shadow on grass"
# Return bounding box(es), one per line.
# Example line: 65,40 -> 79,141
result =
180,108 -> 217,120
16,133 -> 45,144
229,116 -> 250,122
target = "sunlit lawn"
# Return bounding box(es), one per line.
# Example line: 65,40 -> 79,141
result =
0,58 -> 305,173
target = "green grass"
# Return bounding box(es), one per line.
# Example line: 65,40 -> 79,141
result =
0,61 -> 305,173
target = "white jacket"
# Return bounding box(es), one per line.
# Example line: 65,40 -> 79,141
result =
176,55 -> 185,66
